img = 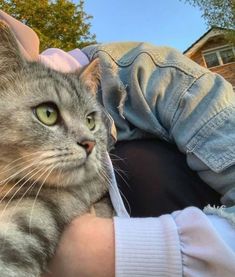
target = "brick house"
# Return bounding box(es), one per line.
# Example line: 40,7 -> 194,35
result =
184,27 -> 235,90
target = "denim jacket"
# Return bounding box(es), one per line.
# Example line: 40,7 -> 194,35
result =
83,42 -> 235,215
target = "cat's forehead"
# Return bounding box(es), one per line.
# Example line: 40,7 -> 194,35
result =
25,64 -> 96,113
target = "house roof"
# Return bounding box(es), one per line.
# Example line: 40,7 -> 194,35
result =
184,27 -> 226,57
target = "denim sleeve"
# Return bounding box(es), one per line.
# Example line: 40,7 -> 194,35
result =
171,72 -> 235,205
83,42 -> 235,205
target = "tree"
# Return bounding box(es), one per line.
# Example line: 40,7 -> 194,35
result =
0,0 -> 96,51
182,0 -> 235,44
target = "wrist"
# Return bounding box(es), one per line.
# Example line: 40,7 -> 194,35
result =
70,215 -> 115,277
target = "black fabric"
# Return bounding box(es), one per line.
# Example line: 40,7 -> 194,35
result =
110,139 -> 221,217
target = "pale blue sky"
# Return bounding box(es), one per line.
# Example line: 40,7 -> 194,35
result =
76,0 -> 208,52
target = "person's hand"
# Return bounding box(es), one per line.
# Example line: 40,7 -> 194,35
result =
42,213 -> 115,277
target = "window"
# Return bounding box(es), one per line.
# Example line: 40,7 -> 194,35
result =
220,48 -> 235,64
204,52 -> 220,68
203,47 -> 235,68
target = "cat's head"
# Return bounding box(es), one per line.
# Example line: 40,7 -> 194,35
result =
0,21 -> 111,189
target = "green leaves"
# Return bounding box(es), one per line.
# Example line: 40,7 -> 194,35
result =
0,0 -> 96,51
181,0 -> 235,45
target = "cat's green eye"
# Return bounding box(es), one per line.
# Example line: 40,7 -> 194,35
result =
35,103 -> 58,126
86,114 -> 96,131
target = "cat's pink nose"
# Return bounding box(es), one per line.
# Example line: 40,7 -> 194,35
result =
80,140 -> 96,155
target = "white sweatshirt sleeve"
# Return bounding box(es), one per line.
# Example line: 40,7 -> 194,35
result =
114,207 -> 235,277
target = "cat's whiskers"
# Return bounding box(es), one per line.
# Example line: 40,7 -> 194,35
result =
0,151 -> 61,204
29,164 -> 56,231
0,150 -> 64,188
7,165 -> 49,221
1,165 -> 49,240
115,185 -> 131,215
109,153 -> 126,163
112,166 -> 130,188
109,153 -> 129,179
0,158 -> 45,204
0,158 -> 45,192
0,154 -> 46,186
100,163 -> 131,215
0,166 -> 49,234
1,151 -> 48,171
0,164 -> 48,219
98,166 -> 113,194
0,148 -> 67,174
0,156 -> 40,177
98,167 -> 121,212
113,164 -> 128,177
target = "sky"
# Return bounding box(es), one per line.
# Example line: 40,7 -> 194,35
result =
76,0 -> 208,52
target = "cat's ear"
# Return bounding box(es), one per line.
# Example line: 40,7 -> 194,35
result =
0,20 -> 25,74
79,58 -> 100,95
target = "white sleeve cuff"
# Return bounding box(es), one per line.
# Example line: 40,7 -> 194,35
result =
114,215 -> 182,277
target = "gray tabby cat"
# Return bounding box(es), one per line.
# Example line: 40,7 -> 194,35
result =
0,21 -> 113,276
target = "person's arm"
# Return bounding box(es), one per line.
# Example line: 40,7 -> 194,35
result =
0,10 -> 39,60
43,208 -> 235,277
43,214 -> 115,277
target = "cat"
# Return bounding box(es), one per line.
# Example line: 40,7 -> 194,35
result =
0,21 -> 113,277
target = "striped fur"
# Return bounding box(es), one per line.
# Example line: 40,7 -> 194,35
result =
0,21 -> 112,276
